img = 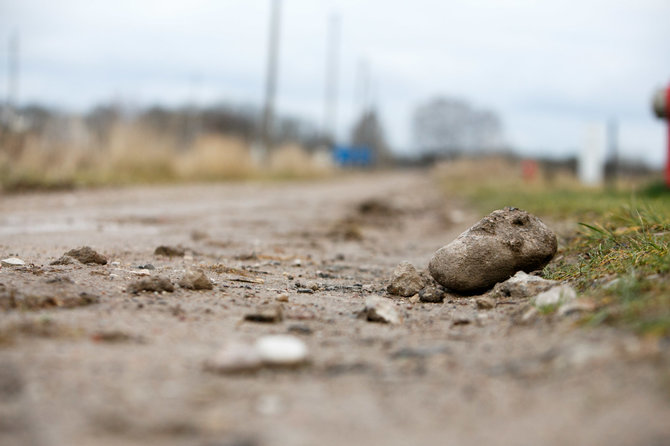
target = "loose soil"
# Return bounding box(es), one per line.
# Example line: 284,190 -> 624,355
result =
1,171 -> 669,446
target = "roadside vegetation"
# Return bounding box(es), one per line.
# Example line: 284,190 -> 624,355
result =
0,127 -> 333,192
436,157 -> 670,336
0,104 -> 336,192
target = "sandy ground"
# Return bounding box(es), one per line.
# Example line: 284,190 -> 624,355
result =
1,171 -> 669,446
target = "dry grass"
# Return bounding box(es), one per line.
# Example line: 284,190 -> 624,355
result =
0,124 -> 334,191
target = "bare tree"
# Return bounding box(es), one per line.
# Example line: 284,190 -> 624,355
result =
412,96 -> 503,158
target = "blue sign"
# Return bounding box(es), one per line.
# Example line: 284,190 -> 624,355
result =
333,145 -> 374,167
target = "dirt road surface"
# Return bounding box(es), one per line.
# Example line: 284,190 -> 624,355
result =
1,171 -> 669,446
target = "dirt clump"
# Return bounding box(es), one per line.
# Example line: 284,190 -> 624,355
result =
126,276 -> 175,294
154,245 -> 186,257
56,246 -> 108,265
0,283 -> 99,310
357,198 -> 396,216
429,207 -> 557,294
178,269 -> 213,290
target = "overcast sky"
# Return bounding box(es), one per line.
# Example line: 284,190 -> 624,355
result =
1,0 -> 669,164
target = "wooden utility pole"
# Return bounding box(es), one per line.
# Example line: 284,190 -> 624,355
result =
7,32 -> 19,110
323,14 -> 340,143
260,0 -> 282,157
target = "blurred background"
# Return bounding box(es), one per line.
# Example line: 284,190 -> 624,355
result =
1,0 -> 669,190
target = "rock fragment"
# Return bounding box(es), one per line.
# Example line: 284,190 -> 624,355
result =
419,286 -> 445,303
126,276 -> 175,294
534,285 -> 577,308
475,296 -> 496,310
429,207 -> 557,294
178,269 -> 213,290
387,261 -> 426,297
63,246 -> 108,265
1,257 -> 25,267
244,304 -> 283,323
154,245 -> 185,257
363,296 -> 402,324
493,271 -> 558,299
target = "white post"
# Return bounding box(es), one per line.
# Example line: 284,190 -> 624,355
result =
579,122 -> 606,186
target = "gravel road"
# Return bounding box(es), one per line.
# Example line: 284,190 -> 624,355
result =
1,171 -> 669,446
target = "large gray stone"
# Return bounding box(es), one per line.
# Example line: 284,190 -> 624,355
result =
429,207 -> 557,294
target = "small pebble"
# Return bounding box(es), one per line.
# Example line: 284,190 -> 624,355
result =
287,324 -> 312,335
126,276 -> 175,294
419,286 -> 445,303
363,296 -> 403,324
275,293 -> 290,303
178,269 -> 213,290
452,314 -> 472,326
255,335 -> 309,366
475,296 -> 496,310
1,257 -> 25,267
244,304 -> 283,323
387,261 -> 426,297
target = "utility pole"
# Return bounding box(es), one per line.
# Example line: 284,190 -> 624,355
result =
323,14 -> 340,143
7,32 -> 19,111
260,0 -> 282,158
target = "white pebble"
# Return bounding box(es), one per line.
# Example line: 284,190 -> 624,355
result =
206,342 -> 263,373
1,257 -> 25,266
534,285 -> 577,308
255,335 -> 308,366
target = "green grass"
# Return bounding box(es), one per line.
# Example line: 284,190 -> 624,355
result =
439,165 -> 670,336
544,204 -> 670,336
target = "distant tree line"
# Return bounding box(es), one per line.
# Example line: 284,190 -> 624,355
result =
2,102 -> 328,151
412,96 -> 505,158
